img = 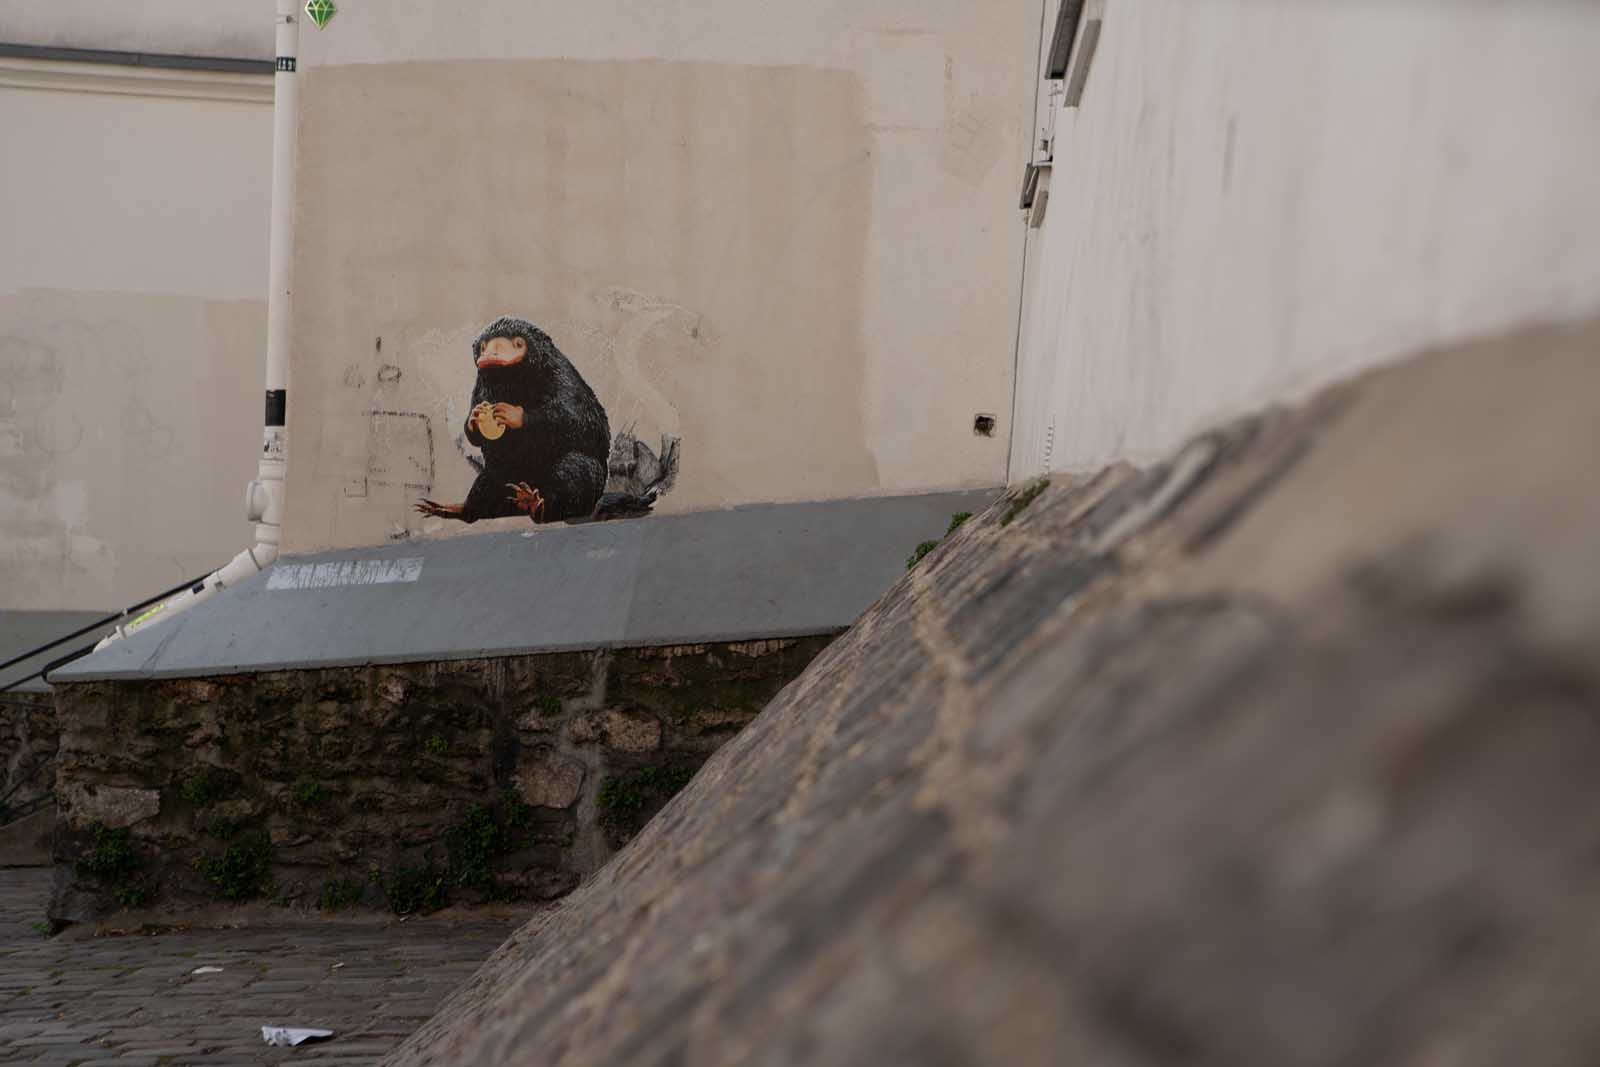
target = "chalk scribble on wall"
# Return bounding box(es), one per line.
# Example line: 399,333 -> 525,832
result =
415,316 -> 679,524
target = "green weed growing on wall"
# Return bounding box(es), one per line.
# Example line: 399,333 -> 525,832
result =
598,765 -> 697,845
382,795 -> 537,914
319,877 -> 365,911
78,824 -> 138,881
384,863 -> 449,917
180,771 -> 226,809
290,777 -> 326,808
445,805 -> 504,893
200,830 -> 273,901
1001,479 -> 1049,526
907,509 -> 978,570
77,823 -> 152,909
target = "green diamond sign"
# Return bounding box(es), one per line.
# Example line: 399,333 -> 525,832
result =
305,0 -> 336,29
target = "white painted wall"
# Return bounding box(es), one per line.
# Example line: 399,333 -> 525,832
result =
0,64 -> 272,610
0,1 -> 269,60
1010,0 -> 1600,479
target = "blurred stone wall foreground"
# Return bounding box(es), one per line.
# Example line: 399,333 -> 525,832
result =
393,315 -> 1600,1067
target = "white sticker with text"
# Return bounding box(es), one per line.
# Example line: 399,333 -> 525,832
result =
266,557 -> 424,590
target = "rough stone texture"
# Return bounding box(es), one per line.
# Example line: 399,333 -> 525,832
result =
56,784 -> 160,830
48,636 -> 834,923
392,317 -> 1600,1067
0,695 -> 55,827
0,807 -> 52,867
570,708 -> 664,752
514,753 -> 585,810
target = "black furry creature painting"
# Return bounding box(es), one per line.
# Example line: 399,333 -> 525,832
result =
416,316 -> 677,524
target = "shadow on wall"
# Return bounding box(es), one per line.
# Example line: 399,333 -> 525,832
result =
291,60 -> 880,551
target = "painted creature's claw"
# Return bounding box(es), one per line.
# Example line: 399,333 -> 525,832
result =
505,482 -> 546,522
414,499 -> 458,518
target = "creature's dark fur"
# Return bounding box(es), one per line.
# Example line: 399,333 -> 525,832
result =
459,317 -> 610,522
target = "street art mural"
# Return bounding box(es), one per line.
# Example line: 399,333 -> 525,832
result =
415,316 -> 678,525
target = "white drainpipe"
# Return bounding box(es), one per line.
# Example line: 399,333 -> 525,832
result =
97,0 -> 297,648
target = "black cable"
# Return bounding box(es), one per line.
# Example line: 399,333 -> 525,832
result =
0,644 -> 101,695
0,573 -> 208,676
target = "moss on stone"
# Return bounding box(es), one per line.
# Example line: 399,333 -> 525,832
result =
114,883 -> 150,909
179,771 -> 226,809
290,777 -> 325,808
319,877 -> 365,911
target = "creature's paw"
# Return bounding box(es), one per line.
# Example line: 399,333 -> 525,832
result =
506,482 -> 546,522
414,498 -> 462,518
490,402 -> 525,430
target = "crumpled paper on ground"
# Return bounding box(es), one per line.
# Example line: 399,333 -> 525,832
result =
261,1026 -> 335,1047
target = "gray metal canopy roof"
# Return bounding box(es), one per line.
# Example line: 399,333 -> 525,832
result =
56,489 -> 997,682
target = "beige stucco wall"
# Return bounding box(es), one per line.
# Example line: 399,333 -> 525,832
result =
284,0 -> 1035,552
0,63 -> 272,610
1010,0 -> 1600,479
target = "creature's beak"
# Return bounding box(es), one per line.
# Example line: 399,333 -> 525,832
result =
476,353 -> 522,368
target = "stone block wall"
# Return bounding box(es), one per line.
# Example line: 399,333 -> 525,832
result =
48,636 -> 833,922
0,695 -> 56,827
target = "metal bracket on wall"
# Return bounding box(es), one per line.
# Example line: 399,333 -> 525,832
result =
1020,160 -> 1051,212
1063,18 -> 1102,107
1044,0 -> 1103,108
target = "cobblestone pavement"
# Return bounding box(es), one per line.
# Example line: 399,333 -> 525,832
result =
0,868 -> 526,1065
